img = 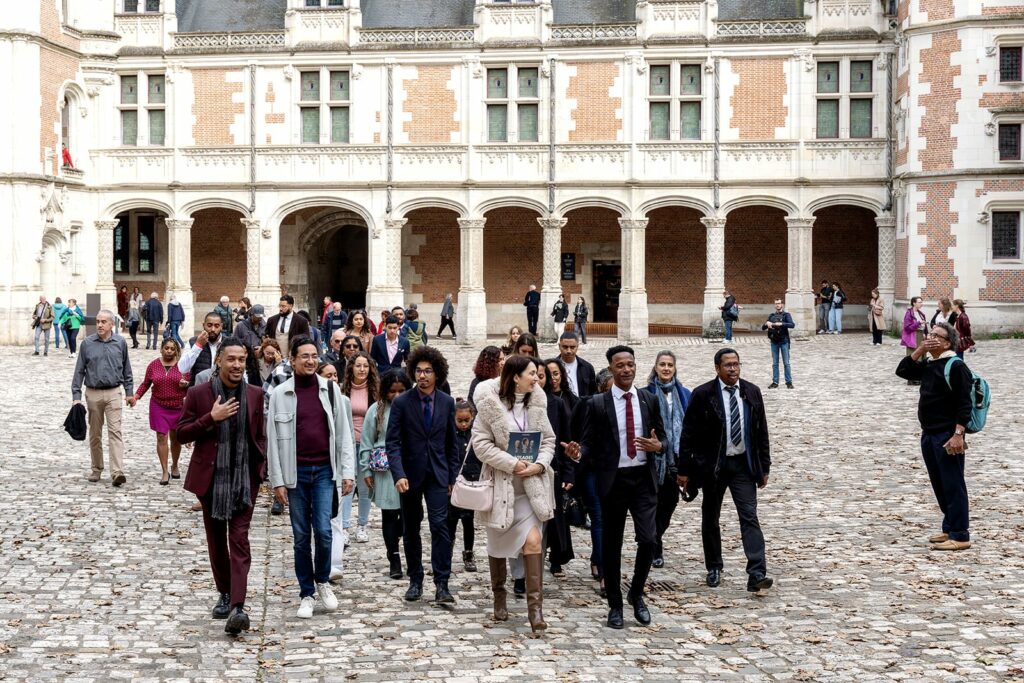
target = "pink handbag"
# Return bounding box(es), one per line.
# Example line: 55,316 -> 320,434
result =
450,450 -> 493,512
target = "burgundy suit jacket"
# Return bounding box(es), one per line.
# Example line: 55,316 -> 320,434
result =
177,382 -> 267,498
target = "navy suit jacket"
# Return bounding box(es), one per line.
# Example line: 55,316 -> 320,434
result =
678,378 -> 770,482
385,387 -> 459,489
371,334 -> 410,376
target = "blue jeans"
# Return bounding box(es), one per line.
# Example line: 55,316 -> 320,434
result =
818,303 -> 831,332
921,431 -> 969,541
53,325 -> 67,348
723,319 -> 734,341
770,341 -> 792,385
580,470 -> 604,577
575,320 -> 587,344
287,464 -> 335,598
828,307 -> 843,333
169,322 -> 184,346
341,477 -> 372,529
34,326 -> 50,353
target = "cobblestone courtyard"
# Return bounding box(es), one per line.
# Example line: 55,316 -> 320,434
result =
1,334 -> 1022,682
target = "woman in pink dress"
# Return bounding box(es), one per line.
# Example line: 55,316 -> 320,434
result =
134,339 -> 190,484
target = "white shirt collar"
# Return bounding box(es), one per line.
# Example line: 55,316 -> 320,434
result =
611,383 -> 637,400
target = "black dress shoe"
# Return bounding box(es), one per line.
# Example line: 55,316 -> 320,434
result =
389,557 -> 403,580
513,578 -> 526,598
404,583 -> 423,601
747,574 -> 774,592
651,556 -> 665,569
606,608 -> 624,629
212,593 -> 231,619
706,569 -> 722,588
271,500 -> 284,516
434,585 -> 455,604
224,606 -> 249,635
627,593 -> 651,625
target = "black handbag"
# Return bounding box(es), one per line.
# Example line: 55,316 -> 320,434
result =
563,495 -> 587,528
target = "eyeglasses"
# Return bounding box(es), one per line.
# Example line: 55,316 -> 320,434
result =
295,353 -> 319,362
414,368 -> 435,376
720,362 -> 742,369
344,344 -> 359,349
927,332 -> 949,340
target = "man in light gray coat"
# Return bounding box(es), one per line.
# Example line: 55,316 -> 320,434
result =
437,292 -> 456,338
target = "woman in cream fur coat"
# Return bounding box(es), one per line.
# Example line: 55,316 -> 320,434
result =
471,355 -> 556,632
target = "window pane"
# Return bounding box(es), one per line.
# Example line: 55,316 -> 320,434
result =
518,68 -> 538,98
849,99 -> 872,138
680,65 -> 701,95
148,75 -> 165,103
327,0 -> 345,5
850,60 -> 873,92
816,99 -> 838,138
999,124 -> 1021,160
650,65 -> 670,96
992,212 -> 1020,259
330,107 -> 349,143
121,75 -> 138,104
1001,47 -> 1022,82
817,62 -> 839,93
305,0 -> 321,6
137,216 -> 155,273
518,103 -> 538,142
121,110 -> 138,145
301,72 -> 320,101
330,71 -> 349,101
680,101 -> 701,139
487,69 -> 508,99
114,220 -> 129,274
487,104 -> 507,142
145,0 -> 159,10
301,107 -> 320,143
649,102 -> 670,140
124,0 -> 139,12
148,109 -> 165,145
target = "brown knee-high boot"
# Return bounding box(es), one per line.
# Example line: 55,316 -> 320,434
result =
524,553 -> 547,632
488,556 -> 508,621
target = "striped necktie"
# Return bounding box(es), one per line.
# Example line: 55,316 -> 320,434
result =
725,385 -> 742,447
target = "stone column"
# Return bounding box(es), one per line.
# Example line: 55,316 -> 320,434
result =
165,218 -> 195,338
876,214 -> 897,328
785,216 -> 815,338
537,217 -> 567,342
94,220 -> 119,312
617,217 -> 649,343
366,217 -> 406,316
457,218 -> 487,344
701,216 -> 727,333
240,218 -> 279,305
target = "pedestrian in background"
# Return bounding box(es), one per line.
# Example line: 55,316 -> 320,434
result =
266,295 -> 312,356
829,282 -> 846,334
817,280 -> 833,335
523,285 -> 541,336
501,326 -> 523,356
573,296 -> 589,345
370,316 -> 409,376
404,308 -> 428,350
52,297 -> 68,351
31,295 -> 54,356
214,296 -> 234,335
558,331 -> 597,399
322,301 -> 348,344
117,285 -> 129,328
869,288 -> 886,346
234,297 -> 252,325
720,290 -> 740,342
133,338 -> 189,484
344,309 -> 375,351
449,398 -> 481,573
931,297 -> 953,328
468,345 -> 503,410
902,296 -> 928,385
233,304 -> 266,353
339,351 -> 379,546
550,294 -> 569,340
535,359 -> 574,577
438,293 -> 456,339
127,298 -> 141,349
143,292 -> 164,350
951,299 -> 975,359
167,295 -> 186,346
762,298 -> 795,389
130,287 -> 144,315
62,298 -> 84,358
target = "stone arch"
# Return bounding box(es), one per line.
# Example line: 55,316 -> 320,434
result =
805,194 -> 884,217
473,196 -> 548,217
812,204 -> 879,312
181,197 -> 251,219
637,195 -> 713,218
559,206 -> 623,323
268,196 -> 375,235
720,194 -> 799,218
556,196 -> 630,217
395,197 -> 468,219
103,198 -> 175,220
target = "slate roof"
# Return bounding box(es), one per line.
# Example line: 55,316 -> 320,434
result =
175,0 -> 286,33
360,0 -> 475,28
717,0 -> 805,21
552,0 -> 636,24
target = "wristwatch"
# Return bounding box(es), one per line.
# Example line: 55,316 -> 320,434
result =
954,428 -> 965,436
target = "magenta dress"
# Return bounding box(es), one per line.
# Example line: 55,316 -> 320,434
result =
135,359 -> 189,434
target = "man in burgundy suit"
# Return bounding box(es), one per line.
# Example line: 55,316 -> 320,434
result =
178,338 -> 267,635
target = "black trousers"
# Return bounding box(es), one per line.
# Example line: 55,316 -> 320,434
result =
701,455 -> 766,577
921,430 -> 969,541
437,317 -> 456,337
381,508 -> 403,561
446,503 -> 475,552
871,319 -> 884,344
399,477 -> 453,586
600,467 -> 657,610
526,306 -> 539,335
654,471 -> 680,559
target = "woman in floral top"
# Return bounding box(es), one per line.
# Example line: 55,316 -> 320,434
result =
134,339 -> 189,485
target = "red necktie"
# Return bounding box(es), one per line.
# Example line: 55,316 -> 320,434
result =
624,393 -> 637,460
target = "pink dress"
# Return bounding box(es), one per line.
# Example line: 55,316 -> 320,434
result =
135,358 -> 189,434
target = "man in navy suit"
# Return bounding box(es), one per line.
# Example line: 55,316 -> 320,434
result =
385,345 -> 460,604
371,315 -> 410,376
678,347 -> 773,593
566,345 -> 666,629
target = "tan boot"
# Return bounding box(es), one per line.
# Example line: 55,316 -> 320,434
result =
524,553 -> 547,632
488,556 -> 508,621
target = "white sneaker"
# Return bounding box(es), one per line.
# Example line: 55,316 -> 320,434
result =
296,596 -> 316,619
341,530 -> 350,548
329,568 -> 343,582
355,526 -> 369,543
316,582 -> 338,611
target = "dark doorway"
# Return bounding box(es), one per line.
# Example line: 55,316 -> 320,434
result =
593,260 -> 621,322
307,227 -> 368,313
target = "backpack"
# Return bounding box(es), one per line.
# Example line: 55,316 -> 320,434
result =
944,357 -> 990,434
406,321 -> 425,349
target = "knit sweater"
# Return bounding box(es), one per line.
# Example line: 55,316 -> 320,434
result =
895,353 -> 974,434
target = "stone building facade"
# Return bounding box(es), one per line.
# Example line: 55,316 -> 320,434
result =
1,0 -> 1020,344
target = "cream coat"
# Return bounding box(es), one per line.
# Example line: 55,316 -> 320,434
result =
869,295 -> 886,330
471,379 -> 556,530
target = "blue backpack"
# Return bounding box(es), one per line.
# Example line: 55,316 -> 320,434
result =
944,357 -> 990,434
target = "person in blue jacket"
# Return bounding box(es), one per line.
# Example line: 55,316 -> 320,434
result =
645,350 -> 692,569
167,295 -> 186,346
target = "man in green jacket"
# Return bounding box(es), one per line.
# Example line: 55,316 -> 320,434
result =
32,295 -> 54,356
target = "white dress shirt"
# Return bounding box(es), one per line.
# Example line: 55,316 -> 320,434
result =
719,379 -> 746,456
277,312 -> 292,334
178,338 -> 221,374
563,358 -> 579,396
611,384 -> 645,468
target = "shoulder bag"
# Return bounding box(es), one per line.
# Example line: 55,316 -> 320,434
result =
450,438 -> 494,512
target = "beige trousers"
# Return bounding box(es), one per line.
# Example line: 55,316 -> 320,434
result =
85,386 -> 125,476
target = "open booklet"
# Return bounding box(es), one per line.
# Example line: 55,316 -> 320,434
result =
507,431 -> 541,463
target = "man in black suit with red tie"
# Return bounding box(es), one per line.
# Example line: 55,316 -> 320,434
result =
566,345 -> 666,629
177,339 -> 267,635
678,347 -> 773,593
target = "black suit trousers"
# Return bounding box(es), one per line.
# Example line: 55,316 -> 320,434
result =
526,305 -> 539,335
400,476 -> 453,586
600,466 -> 657,610
701,455 -> 766,577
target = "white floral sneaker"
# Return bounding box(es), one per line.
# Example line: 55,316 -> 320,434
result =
296,596 -> 315,619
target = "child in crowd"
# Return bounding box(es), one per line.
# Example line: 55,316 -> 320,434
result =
450,399 -> 482,572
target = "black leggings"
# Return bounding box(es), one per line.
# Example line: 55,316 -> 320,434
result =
67,328 -> 79,354
447,504 -> 475,552
872,319 -> 883,345
381,509 -> 403,559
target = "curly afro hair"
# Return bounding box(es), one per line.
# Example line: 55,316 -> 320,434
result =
406,345 -> 449,386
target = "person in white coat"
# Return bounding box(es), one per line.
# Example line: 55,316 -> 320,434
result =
471,355 -> 555,633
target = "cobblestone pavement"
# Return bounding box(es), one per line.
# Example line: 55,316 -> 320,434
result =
1,334 -> 1023,682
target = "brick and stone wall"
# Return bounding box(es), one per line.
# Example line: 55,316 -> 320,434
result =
190,209 -> 246,304
811,206 -> 879,305
402,65 -> 459,144
724,206 -> 788,305
191,69 -> 244,146
566,62 -> 622,142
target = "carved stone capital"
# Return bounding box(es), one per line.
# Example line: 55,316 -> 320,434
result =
785,217 -> 815,229
165,219 -> 194,231
875,215 -> 897,229
458,218 -> 487,230
537,217 -> 567,230
617,218 -> 648,231
241,218 -> 261,230
700,217 -> 727,229
384,218 -> 407,230
94,220 -> 120,231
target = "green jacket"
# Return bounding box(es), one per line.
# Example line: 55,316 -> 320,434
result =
359,402 -> 400,510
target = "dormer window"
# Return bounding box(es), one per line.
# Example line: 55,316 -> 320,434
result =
123,0 -> 160,12
304,0 -> 345,6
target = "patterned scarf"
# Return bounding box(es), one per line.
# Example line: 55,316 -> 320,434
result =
210,375 -> 251,521
655,379 -> 684,482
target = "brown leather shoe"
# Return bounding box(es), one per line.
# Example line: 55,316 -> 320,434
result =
87,472 -> 101,483
488,556 -> 508,621
524,553 -> 547,633
931,539 -> 971,551
928,533 -> 949,544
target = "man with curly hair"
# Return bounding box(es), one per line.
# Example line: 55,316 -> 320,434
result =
385,345 -> 461,604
